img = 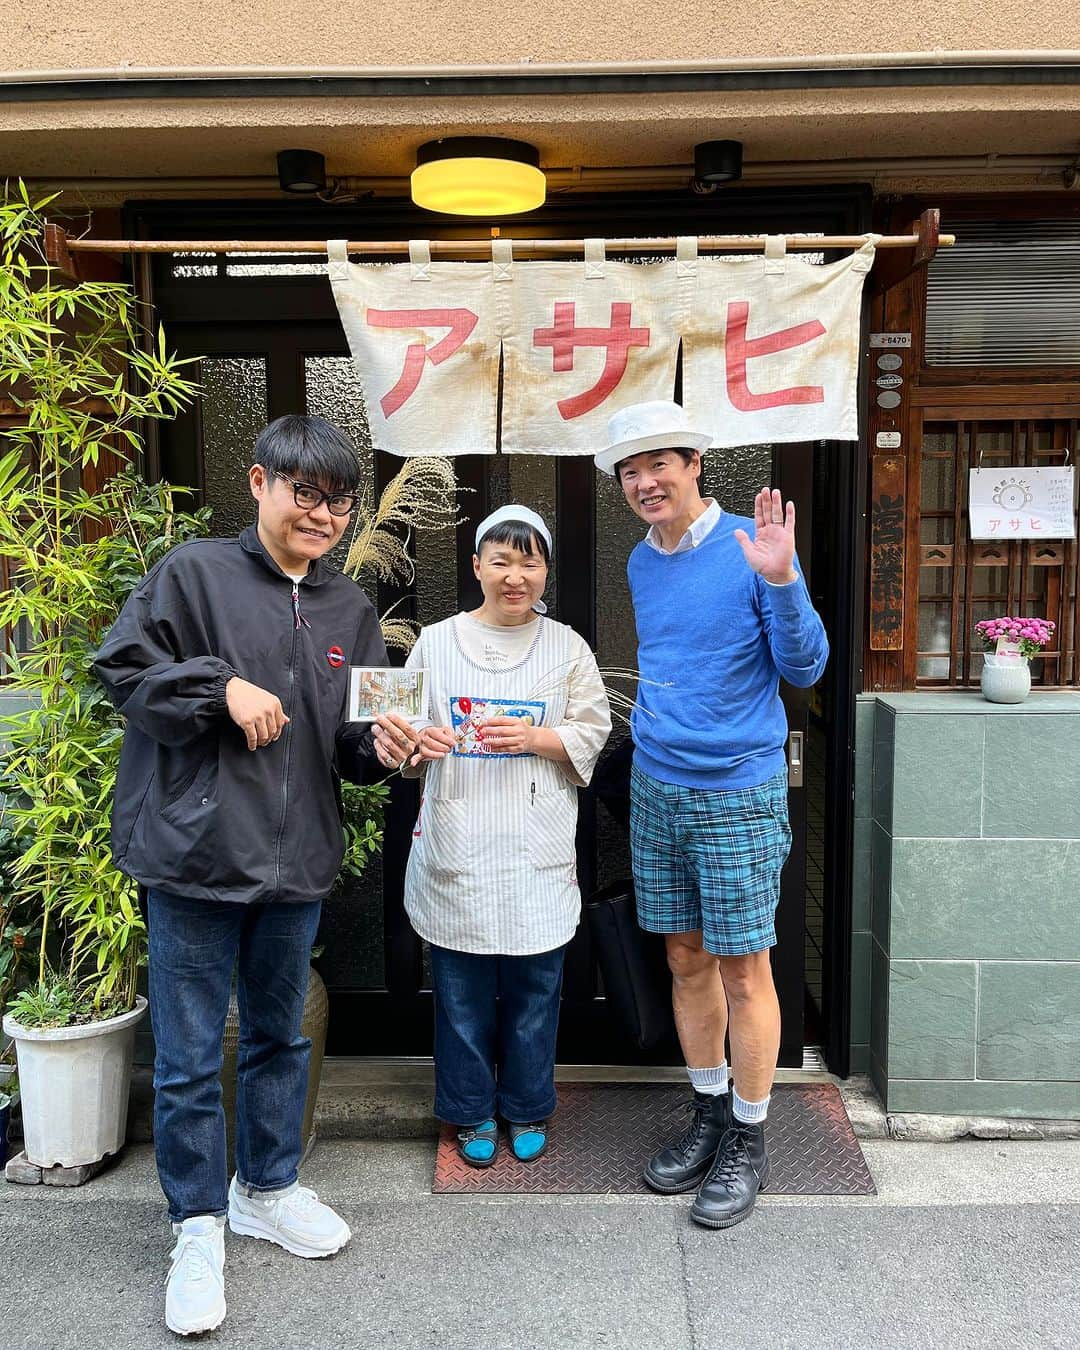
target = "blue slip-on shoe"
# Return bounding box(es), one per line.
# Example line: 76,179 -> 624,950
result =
508,1120 -> 548,1162
456,1119 -> 499,1167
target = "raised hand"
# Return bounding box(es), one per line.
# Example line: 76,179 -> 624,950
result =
733,487 -> 797,585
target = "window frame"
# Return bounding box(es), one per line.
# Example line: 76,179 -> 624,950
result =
909,410 -> 1080,689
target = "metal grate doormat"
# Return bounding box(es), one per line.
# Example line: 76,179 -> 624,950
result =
432,1082 -> 875,1196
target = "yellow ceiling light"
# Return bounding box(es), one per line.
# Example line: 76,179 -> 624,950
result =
411,137 -> 546,216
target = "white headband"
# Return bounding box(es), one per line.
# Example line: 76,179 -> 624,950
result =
474,505 -> 553,556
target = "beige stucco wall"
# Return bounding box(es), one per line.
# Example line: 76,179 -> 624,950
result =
2,0 -> 1079,71
5,84 -> 1080,192
4,3 -> 1080,198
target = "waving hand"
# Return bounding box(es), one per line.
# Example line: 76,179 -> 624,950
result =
733,488 -> 798,586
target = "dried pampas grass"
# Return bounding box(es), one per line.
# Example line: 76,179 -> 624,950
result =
379,615 -> 420,653
345,456 -> 462,587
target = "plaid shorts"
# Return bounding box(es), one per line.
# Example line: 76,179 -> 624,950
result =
629,763 -> 792,957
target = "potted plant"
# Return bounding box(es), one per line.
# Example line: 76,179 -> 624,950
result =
1,806 -> 35,1158
0,1086 -> 12,1169
974,615 -> 1056,704
0,184 -> 201,1171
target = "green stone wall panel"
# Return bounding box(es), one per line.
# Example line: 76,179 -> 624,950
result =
982,715 -> 1080,839
888,1078 -> 1080,1119
890,715 -> 985,838
854,697 -> 876,821
849,1044 -> 871,1074
855,694 -> 1080,1116
870,938 -> 890,1082
871,704 -> 895,832
877,693 -> 1080,715
870,1049 -> 888,1104
888,839 -> 1080,961
852,816 -> 873,931
850,930 -> 872,1048
0,691 -> 36,753
977,963 -> 1080,1082
887,960 -> 977,1080
870,821 -> 892,955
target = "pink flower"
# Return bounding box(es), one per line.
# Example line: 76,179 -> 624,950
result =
974,611 -> 1054,654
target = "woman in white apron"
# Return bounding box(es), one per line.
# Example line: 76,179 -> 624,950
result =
402,506 -> 610,1166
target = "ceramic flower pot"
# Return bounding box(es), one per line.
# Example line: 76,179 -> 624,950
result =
0,1096 -> 11,1169
980,656 -> 1031,704
2,996 -> 148,1168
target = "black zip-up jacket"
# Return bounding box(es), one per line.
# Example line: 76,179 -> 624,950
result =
93,525 -> 387,905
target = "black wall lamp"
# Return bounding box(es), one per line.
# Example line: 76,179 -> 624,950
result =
692,140 -> 744,193
277,149 -> 327,194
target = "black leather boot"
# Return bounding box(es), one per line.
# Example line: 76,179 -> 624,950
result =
689,1119 -> 769,1228
643,1091 -> 732,1194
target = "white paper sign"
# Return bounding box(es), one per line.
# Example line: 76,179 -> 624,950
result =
968,466 -> 1076,540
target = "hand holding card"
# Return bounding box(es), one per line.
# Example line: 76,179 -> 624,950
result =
479,715 -> 536,755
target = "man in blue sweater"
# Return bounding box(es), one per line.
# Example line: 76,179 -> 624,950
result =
595,400 -> 829,1230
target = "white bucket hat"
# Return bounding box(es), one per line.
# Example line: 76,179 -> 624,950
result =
594,400 -> 711,477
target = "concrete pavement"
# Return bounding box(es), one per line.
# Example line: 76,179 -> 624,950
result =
1,1138 -> 1078,1349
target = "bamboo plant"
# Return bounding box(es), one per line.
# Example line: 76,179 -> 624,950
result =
0,184 -> 202,1027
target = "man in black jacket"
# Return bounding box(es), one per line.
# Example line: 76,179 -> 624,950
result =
94,415 -> 417,1337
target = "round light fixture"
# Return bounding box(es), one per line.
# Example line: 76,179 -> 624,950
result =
693,140 -> 744,187
411,137 -> 546,216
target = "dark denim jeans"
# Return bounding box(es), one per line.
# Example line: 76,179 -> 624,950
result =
429,942 -> 566,1126
148,889 -> 321,1223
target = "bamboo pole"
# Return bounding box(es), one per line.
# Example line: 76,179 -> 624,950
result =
64,232 -> 953,257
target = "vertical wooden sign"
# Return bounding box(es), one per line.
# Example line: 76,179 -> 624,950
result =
870,454 -> 906,650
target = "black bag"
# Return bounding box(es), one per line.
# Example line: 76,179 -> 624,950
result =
585,880 -> 675,1051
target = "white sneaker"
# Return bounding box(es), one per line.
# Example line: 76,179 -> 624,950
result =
164,1215 -> 226,1336
227,1175 -> 351,1258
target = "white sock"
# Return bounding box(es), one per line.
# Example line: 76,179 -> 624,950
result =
732,1089 -> 769,1124
687,1062 -> 729,1097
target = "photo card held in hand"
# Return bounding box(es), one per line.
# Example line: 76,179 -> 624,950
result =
348,667 -> 426,722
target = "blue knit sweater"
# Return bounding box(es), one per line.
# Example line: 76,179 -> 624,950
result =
628,512 -> 829,790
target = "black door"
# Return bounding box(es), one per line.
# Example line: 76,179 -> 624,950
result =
144,187 -> 867,1066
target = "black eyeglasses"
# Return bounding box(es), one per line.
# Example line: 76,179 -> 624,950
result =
272,471 -> 359,518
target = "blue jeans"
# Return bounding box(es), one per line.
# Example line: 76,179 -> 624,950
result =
148,889 -> 321,1224
429,943 -> 566,1126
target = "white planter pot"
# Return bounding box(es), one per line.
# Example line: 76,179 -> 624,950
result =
2,996 -> 147,1169
980,657 -> 1032,705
